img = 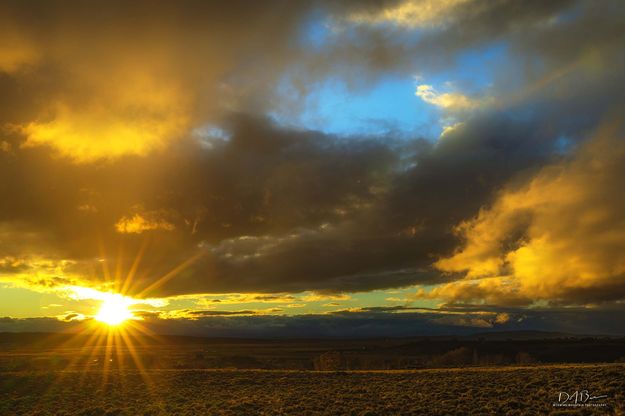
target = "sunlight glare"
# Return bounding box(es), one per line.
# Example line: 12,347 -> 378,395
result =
95,294 -> 134,326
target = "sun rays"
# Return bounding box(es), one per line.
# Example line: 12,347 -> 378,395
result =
30,238 -> 207,411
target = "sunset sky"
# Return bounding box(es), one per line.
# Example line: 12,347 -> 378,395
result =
1,0 -> 625,337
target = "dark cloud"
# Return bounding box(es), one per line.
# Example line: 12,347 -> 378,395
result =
1,104 -> 622,299
279,0 -> 582,93
0,110 -> 566,297
0,0 -> 624,314
0,0 -> 320,161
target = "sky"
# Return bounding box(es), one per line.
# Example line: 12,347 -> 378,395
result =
1,0 -> 625,337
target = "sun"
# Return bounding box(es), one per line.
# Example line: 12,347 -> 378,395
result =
95,294 -> 134,326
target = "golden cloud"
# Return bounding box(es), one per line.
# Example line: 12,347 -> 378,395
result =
301,293 -> 351,302
22,76 -> 191,162
415,84 -> 487,111
115,213 -> 175,234
432,125 -> 625,305
414,278 -> 531,306
346,0 -> 471,28
1,2 -> 308,163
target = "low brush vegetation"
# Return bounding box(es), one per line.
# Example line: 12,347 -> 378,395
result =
1,334 -> 623,414
1,365 -> 623,415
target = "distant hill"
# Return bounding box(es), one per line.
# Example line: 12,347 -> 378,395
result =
466,330 -> 595,340
1,330 -> 625,370
0,329 -> 616,349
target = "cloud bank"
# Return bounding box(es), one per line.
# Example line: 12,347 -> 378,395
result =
1,0 -> 625,334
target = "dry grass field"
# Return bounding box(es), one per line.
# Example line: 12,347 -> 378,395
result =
1,364 -> 623,415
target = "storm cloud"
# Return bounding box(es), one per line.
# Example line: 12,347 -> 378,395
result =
1,0 -> 625,333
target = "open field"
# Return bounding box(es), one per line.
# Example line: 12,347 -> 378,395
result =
1,334 -> 623,414
1,364 -> 623,415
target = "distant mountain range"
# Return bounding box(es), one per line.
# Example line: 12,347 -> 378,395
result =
0,329 -> 618,349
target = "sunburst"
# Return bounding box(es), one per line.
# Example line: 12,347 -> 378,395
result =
95,294 -> 134,326
32,238 -> 206,410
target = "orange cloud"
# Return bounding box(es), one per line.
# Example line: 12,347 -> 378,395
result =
1,2 -> 308,163
433,125 -> 625,305
115,213 -> 175,234
22,75 -> 190,162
